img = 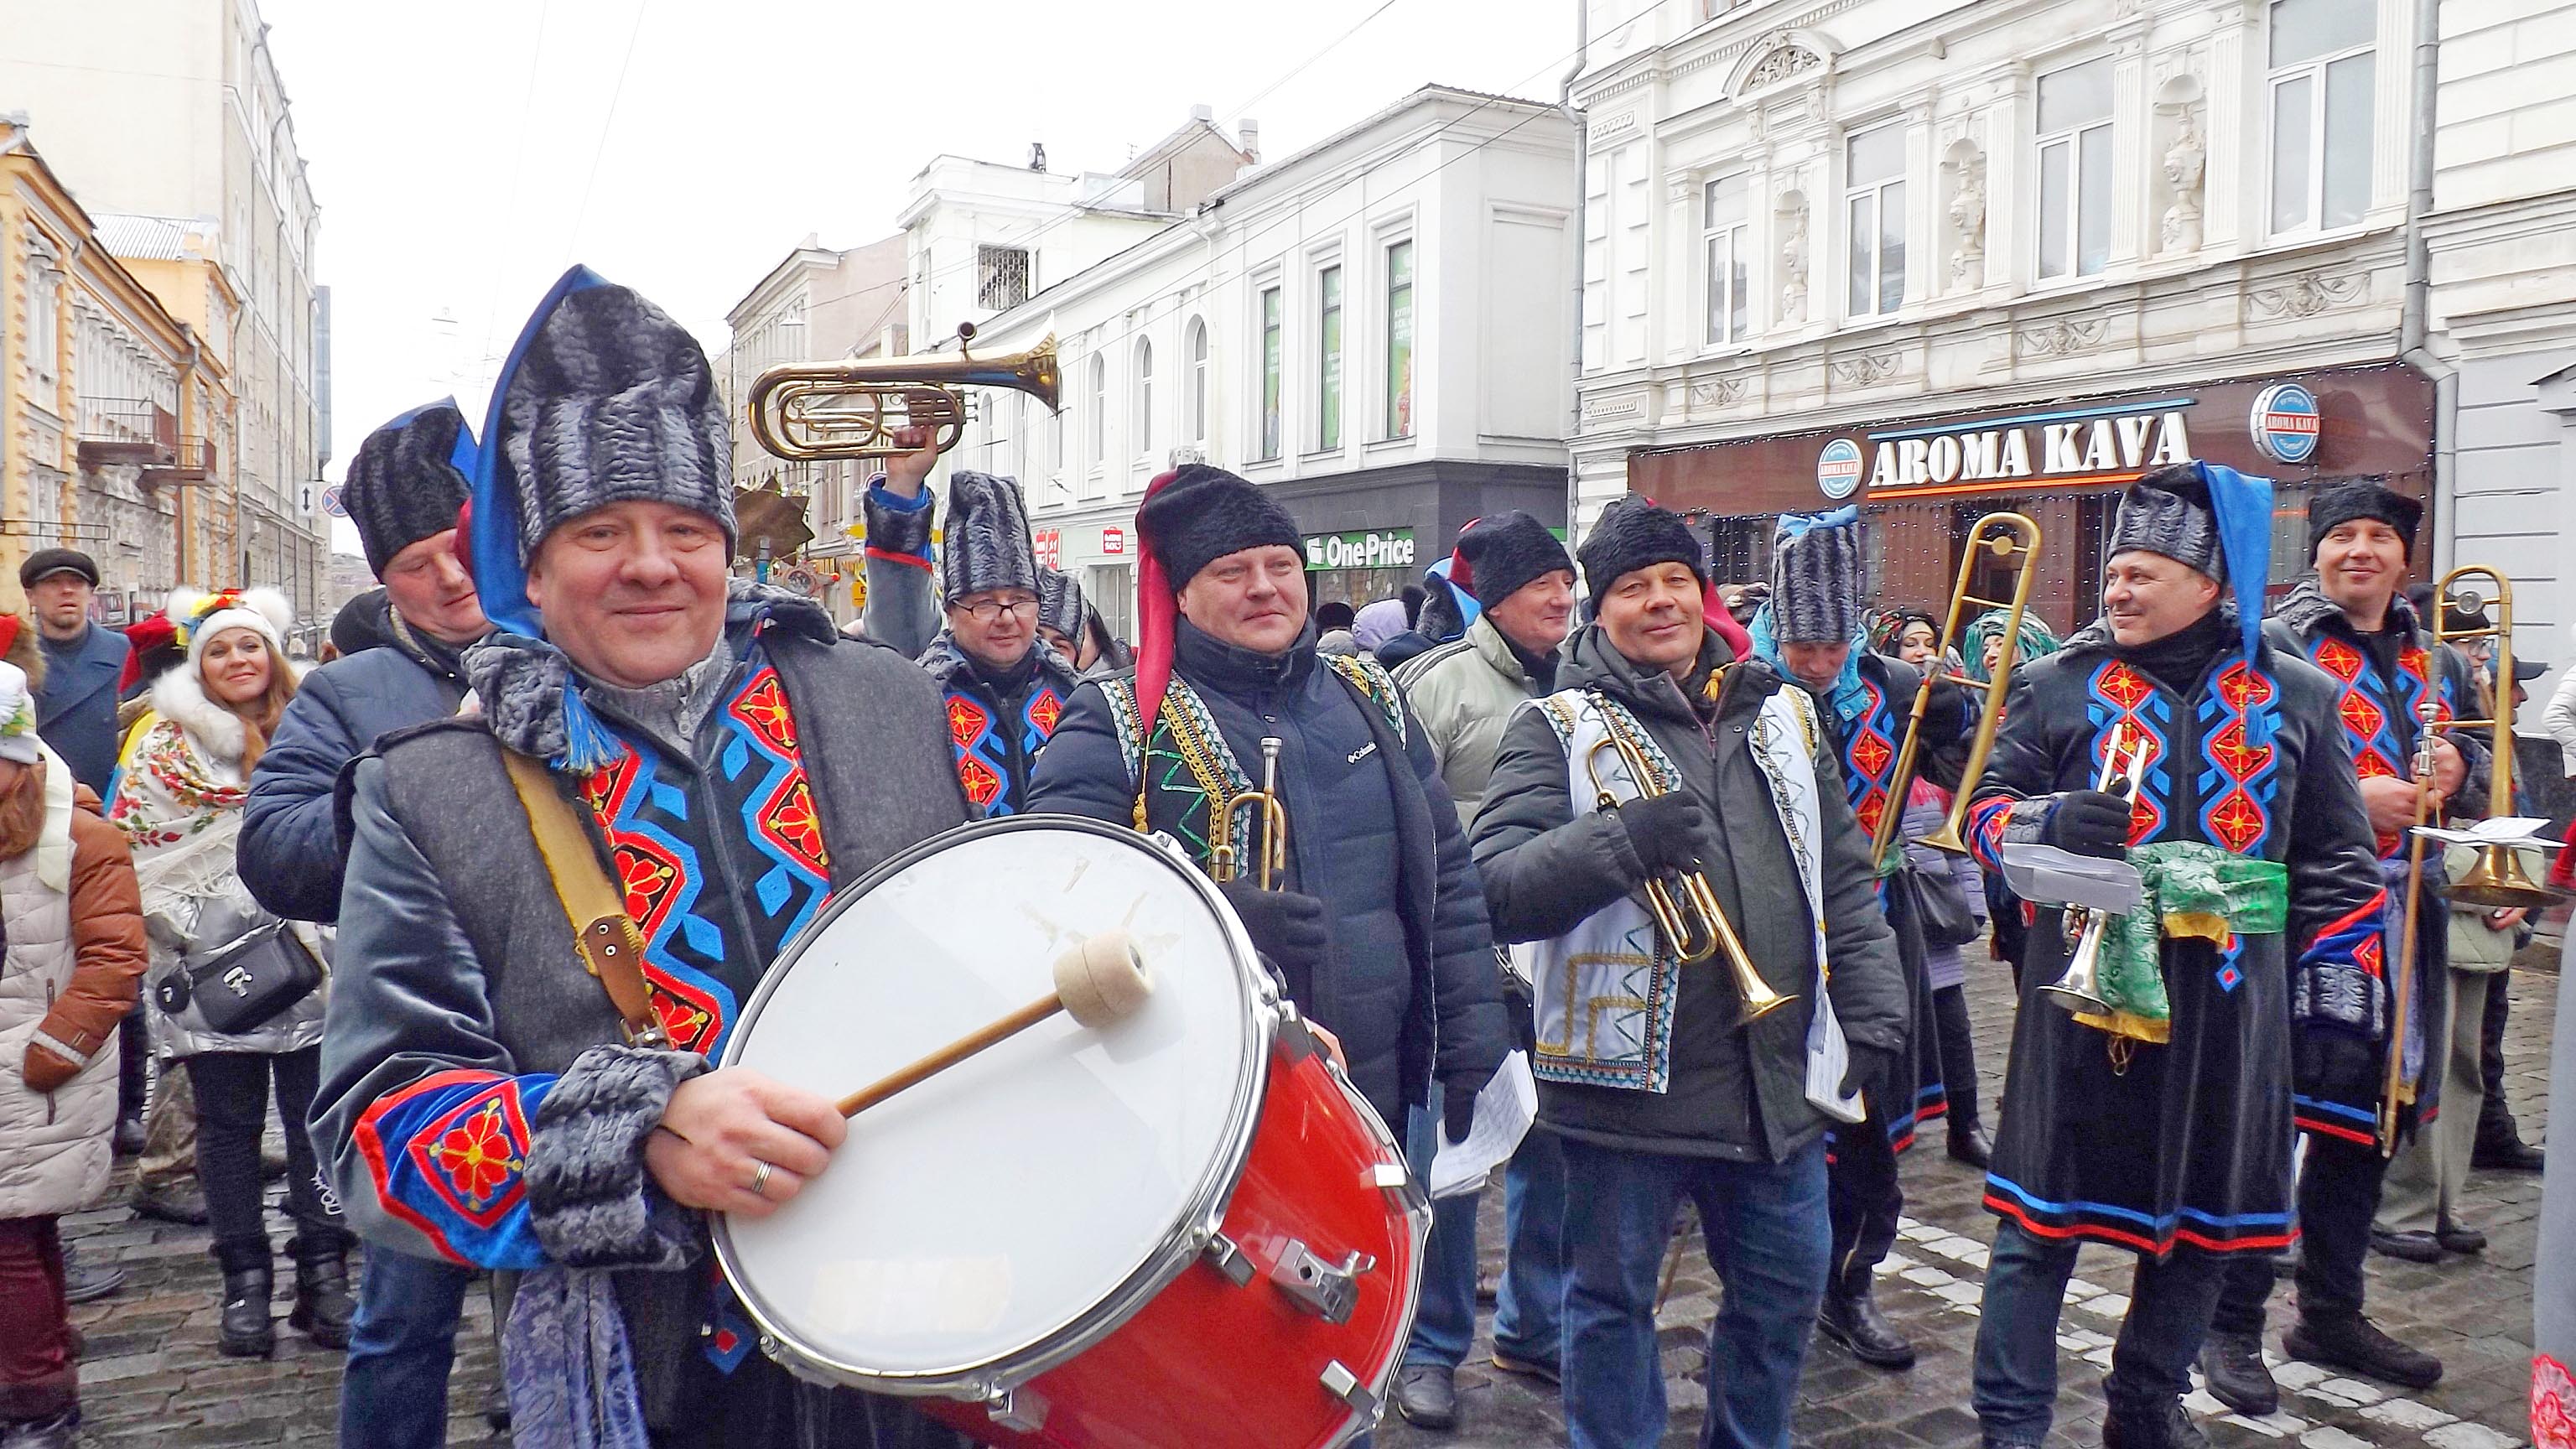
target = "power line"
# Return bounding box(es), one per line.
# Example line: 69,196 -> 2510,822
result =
472,0 -> 554,378
1217,0 -> 1414,125
559,0 -> 653,267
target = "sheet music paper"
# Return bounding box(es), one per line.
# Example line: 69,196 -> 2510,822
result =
2000,842 -> 2146,913
1428,1051 -> 1538,1200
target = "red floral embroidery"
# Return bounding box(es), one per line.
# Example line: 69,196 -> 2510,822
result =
430,1099 -> 522,1211
957,753 -> 1002,807
758,776 -> 829,875
729,671 -> 801,754
2535,1354 -> 2576,1449
947,695 -> 991,749
1027,688 -> 1063,738
2096,662 -> 2153,711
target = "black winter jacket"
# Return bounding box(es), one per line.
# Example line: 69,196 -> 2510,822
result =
1471,623 -> 1909,1162
1029,620 -> 1509,1127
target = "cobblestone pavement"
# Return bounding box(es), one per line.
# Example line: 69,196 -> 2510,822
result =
54,959 -> 2555,1446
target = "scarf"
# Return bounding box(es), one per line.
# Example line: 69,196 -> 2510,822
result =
1963,608 -> 2063,683
1749,605 -> 1869,724
2114,606 -> 2231,699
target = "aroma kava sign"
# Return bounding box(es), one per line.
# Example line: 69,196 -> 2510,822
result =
1823,399 -> 2197,495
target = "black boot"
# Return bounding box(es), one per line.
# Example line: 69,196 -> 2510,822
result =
1391,1364 -> 1457,1430
287,1236 -> 356,1351
213,1239 -> 275,1359
1817,1283 -> 1916,1368
0,1408 -> 82,1449
2102,1399 -> 2209,1449
60,1244 -> 127,1305
1947,1124 -> 1993,1169
2195,1329 -> 2279,1416
2283,1311 -> 2441,1389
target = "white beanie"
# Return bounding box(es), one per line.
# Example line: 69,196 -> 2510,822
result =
167,587 -> 293,663
0,660 -> 37,765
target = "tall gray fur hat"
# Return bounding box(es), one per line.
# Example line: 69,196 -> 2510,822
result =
498,283 -> 731,564
1036,566 -> 1084,638
1768,508 -> 1867,643
2107,464 -> 2225,581
940,472 -> 1039,600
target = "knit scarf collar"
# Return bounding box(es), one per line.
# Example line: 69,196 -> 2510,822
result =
387,606 -> 484,683
1749,605 -> 1869,724
466,580 -> 836,769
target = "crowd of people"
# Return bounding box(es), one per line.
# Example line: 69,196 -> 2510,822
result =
2,262 -> 2572,1449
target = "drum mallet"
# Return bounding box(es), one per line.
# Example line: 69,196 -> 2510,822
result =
836,931 -> 1151,1118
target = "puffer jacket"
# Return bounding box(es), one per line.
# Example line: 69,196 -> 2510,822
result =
242,610 -> 476,922
0,749 -> 148,1219
1470,623 -> 1909,1162
110,666 -> 328,1058
1394,615 -> 1544,826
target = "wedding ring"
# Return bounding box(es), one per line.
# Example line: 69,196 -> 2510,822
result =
748,1160 -> 775,1199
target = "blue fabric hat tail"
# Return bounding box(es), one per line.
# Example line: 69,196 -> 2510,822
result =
1427,556 -> 1483,628
472,266 -> 625,774
2198,460 -> 2279,744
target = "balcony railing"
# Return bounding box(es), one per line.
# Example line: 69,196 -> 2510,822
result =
143,437 -> 219,487
76,399 -> 178,468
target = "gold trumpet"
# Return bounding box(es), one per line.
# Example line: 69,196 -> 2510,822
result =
1209,737 -> 1290,889
1584,732 -> 1794,1022
745,321 -> 1061,465
1869,512 -> 2043,870
2041,722 -> 2151,1020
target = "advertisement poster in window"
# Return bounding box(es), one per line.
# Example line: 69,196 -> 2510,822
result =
1260,287 -> 1283,460
1386,241 -> 1415,439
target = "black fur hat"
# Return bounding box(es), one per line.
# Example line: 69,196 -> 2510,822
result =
941,472 -> 1039,600
1453,512 -> 1573,611
497,283 -> 730,564
1576,496 -> 1704,603
2306,482 -> 2423,563
1136,464 -> 1302,592
2108,464 -> 2225,581
345,402 -> 473,578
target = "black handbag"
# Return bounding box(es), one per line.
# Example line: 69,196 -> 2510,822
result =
174,921 -> 325,1035
1905,857 -> 1983,949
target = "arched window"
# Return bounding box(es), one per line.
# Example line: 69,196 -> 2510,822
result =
1185,318 -> 1209,443
1088,355 -> 1107,466
1133,340 -> 1154,456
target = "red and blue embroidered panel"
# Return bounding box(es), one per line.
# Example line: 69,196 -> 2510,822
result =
353,1068 -> 554,1270
1842,673 -> 1898,842
2305,635 -> 2455,858
2085,661 -> 2174,845
944,682 -> 1066,818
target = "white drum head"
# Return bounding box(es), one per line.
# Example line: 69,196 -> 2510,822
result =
715,817 -> 1268,1389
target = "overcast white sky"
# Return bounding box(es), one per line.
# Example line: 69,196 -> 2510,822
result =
259,0 -> 1580,549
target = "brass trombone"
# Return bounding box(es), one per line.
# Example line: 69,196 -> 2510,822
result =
1209,737 -> 1290,889
2041,722 -> 2151,1021
2381,566 -> 2566,1151
1869,512 -> 2044,870
1584,731 -> 1794,1022
745,321 -> 1062,465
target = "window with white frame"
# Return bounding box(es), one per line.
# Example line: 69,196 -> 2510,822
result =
1186,318 -> 1209,443
1318,264 -> 1343,449
1702,173 -> 1753,345
2267,0 -> 2375,235
28,262 -> 62,389
1132,340 -> 1154,457
977,247 -> 1031,310
2035,59 -> 2115,280
1088,354 -> 1107,467
1258,284 -> 1283,460
1846,124 -> 1908,316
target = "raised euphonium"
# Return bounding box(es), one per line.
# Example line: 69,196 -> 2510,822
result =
745,321 -> 1061,465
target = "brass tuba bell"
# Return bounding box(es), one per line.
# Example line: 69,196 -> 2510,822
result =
2431,569 -> 2564,911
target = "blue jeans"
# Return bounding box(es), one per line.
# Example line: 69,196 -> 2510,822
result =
339,1246 -> 475,1449
1400,1099 -> 1481,1372
1558,1135 -> 1830,1449
1971,1219 -> 2231,1444
1491,1123 -> 1566,1368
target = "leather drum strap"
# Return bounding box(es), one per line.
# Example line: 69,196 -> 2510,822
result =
501,750 -> 668,1048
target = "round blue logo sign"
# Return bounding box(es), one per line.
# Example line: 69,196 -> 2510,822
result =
1817,439 -> 1865,499
2250,383 -> 2320,465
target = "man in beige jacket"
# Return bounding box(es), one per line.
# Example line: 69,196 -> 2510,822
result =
1391,512 -> 1577,1425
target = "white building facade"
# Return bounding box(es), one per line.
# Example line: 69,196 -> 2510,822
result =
1568,0 -> 2472,640
932,86 -> 1578,636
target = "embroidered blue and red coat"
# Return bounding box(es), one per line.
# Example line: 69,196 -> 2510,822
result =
1962,622 -> 2386,1256
917,632 -> 1081,818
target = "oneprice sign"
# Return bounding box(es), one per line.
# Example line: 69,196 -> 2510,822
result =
1304,529 -> 1417,570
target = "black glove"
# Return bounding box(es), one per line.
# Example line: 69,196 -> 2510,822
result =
1442,1075 -> 1485,1142
1840,1044 -> 1899,1113
1618,793 -> 1713,879
2293,1026 -> 2384,1114
2044,789 -> 2133,860
1218,881 -> 1330,1005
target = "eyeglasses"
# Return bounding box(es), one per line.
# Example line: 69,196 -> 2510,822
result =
956,596 -> 1041,624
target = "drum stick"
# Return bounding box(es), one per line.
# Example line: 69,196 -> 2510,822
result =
836,931 -> 1150,1118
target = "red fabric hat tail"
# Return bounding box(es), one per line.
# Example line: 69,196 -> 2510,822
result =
0,615 -> 18,660
1704,579 -> 1751,659
118,615 -> 178,696
1130,470 -> 1183,749
452,498 -> 476,582
1447,517 -> 1482,598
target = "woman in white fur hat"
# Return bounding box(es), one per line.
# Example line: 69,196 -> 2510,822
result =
104,589 -> 351,1360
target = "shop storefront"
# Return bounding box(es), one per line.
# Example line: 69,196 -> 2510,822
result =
1629,364 -> 2435,638
1268,459 -> 1567,613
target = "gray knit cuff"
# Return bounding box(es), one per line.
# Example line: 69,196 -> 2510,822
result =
525,1045 -> 709,1270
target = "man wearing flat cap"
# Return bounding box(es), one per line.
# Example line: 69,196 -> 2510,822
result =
1963,463 -> 2386,1449
313,267 -> 971,1447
